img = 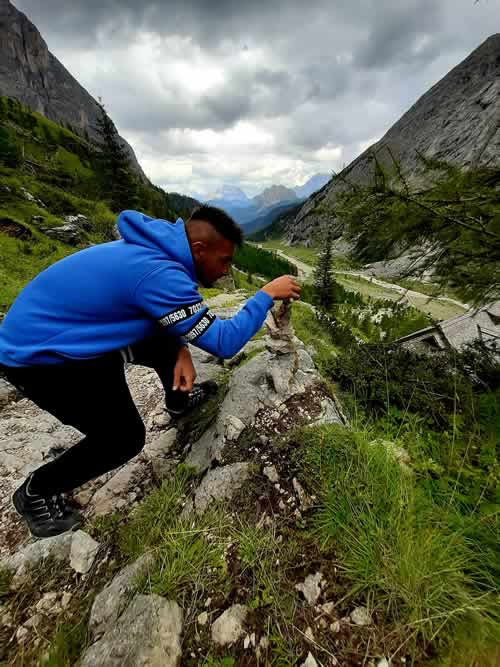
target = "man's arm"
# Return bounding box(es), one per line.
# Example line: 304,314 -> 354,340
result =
135,267 -> 300,359
178,276 -> 300,358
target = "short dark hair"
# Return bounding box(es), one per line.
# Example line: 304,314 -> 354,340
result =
188,204 -> 243,246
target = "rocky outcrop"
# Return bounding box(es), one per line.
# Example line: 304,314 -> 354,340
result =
0,0 -> 145,178
0,289 -> 350,664
286,34 -> 500,244
81,594 -> 183,667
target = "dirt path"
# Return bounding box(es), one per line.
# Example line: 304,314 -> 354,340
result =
273,248 -> 469,320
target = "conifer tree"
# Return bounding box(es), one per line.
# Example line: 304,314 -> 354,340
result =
313,225 -> 335,309
95,103 -> 137,211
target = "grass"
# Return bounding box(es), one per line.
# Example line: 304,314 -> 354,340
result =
258,239 -> 319,266
119,469 -> 229,605
0,557 -> 96,666
336,274 -> 466,320
291,301 -> 339,372
199,287 -> 224,299
294,423 -> 500,661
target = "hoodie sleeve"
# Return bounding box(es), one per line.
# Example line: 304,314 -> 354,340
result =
134,266 -> 274,358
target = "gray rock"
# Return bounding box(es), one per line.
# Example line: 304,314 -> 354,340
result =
81,594 -> 182,667
43,222 -> 84,245
151,457 -> 179,483
310,398 -> 342,427
1,533 -> 73,587
197,611 -> 208,626
295,572 -> 323,605
90,461 -> 144,516
63,214 -> 91,230
350,606 -> 372,626
0,378 -> 20,408
263,465 -> 279,483
144,429 -> 177,459
192,463 -> 253,514
89,552 -> 155,639
36,591 -> 60,614
153,412 -> 171,429
301,652 -> 319,667
24,612 -> 43,629
186,348 -> 316,472
70,530 -> 100,574
224,415 -> 245,442
211,604 -> 248,646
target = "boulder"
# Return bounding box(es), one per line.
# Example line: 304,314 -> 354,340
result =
90,461 -> 144,516
43,222 -> 84,245
1,533 -> 73,587
186,347 -> 316,472
89,552 -> 155,639
190,463 -> 253,514
81,594 -> 183,667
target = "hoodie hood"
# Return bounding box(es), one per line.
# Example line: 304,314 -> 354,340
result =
117,210 -> 196,281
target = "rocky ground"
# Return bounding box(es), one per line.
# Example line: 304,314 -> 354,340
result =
0,293 -> 396,666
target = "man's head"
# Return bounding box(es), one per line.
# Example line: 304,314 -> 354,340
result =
185,205 -> 243,287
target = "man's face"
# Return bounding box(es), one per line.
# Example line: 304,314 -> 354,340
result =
192,235 -> 234,287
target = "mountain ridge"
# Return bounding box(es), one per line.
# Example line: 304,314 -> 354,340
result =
285,34 -> 500,243
0,0 -> 145,179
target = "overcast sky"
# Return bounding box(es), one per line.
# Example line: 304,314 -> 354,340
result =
14,0 -> 500,197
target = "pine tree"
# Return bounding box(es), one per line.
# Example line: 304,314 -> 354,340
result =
95,103 -> 137,211
313,225 -> 335,309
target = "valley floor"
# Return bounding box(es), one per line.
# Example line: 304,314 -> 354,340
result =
257,242 -> 469,321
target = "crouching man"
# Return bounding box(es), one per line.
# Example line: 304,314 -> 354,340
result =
0,205 -> 300,538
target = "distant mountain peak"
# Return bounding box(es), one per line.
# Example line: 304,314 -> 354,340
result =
207,184 -> 249,202
252,184 -> 297,209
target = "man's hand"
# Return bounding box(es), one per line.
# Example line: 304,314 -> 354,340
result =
261,275 -> 301,301
173,346 -> 196,392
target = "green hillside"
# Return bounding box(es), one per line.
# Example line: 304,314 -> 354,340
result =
0,96 -> 196,311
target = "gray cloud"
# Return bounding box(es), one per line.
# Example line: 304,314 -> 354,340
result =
12,0 -> 499,194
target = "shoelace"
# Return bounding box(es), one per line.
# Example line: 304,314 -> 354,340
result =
187,386 -> 206,409
50,494 -> 67,519
27,492 -> 67,522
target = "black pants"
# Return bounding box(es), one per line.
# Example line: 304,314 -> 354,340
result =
1,335 -> 187,496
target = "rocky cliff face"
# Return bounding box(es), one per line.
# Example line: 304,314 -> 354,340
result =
287,34 -> 500,243
0,0 -> 145,178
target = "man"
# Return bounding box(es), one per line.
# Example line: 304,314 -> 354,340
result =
0,205 -> 300,539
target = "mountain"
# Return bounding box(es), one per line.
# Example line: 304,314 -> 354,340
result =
241,200 -> 303,237
207,185 -> 250,203
294,174 -> 331,199
0,0 -> 145,178
252,185 -> 297,209
284,34 -> 500,243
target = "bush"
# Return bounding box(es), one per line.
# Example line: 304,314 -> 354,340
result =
326,340 -> 499,428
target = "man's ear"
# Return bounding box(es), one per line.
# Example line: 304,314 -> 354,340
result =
190,240 -> 206,261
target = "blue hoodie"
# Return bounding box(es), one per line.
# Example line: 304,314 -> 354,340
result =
0,211 -> 274,366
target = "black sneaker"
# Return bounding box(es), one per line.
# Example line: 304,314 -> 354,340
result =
12,474 -> 82,539
165,380 -> 218,418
